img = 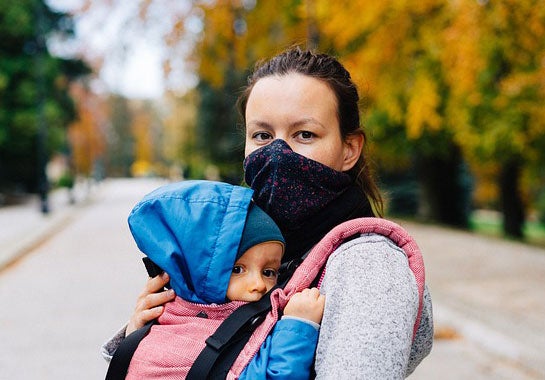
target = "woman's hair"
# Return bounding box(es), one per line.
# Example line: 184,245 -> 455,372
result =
237,47 -> 384,216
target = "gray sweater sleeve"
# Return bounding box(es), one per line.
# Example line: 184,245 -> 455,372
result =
100,325 -> 127,362
315,233 -> 432,379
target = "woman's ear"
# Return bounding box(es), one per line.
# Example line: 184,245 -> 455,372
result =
341,132 -> 364,172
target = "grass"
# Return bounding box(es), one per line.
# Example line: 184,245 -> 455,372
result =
470,210 -> 545,247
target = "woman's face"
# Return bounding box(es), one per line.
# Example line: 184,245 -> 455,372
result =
244,73 -> 362,172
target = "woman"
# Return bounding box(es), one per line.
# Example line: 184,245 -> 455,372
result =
104,47 -> 433,378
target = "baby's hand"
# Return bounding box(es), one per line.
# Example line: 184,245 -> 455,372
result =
283,287 -> 325,324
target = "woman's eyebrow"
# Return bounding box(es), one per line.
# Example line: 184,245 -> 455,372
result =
247,117 -> 326,130
292,117 -> 326,129
246,120 -> 273,129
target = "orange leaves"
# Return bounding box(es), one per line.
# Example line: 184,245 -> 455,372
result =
406,74 -> 442,139
316,1 -> 390,51
68,83 -> 107,176
441,0 -> 484,98
132,109 -> 153,164
194,0 -> 310,87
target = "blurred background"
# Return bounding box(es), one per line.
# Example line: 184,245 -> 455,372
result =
1,0 -> 545,242
2,0 -> 545,242
1,1 -> 545,378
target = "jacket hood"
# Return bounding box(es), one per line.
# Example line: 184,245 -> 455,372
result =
128,180 -> 253,304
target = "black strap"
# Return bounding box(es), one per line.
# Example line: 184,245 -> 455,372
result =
104,259 -> 296,380
186,259 -> 301,379
186,288 -> 275,380
105,319 -> 157,380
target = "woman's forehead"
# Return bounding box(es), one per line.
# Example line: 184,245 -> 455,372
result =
246,74 -> 337,116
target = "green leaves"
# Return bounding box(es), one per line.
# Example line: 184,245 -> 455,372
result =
0,0 -> 87,192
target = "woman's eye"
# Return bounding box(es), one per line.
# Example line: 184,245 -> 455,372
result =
252,132 -> 272,142
296,131 -> 315,140
232,266 -> 243,274
263,269 -> 278,278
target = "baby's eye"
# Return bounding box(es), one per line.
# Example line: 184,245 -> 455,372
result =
232,266 -> 243,274
262,269 -> 278,278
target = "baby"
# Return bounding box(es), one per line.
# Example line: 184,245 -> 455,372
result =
123,180 -> 324,379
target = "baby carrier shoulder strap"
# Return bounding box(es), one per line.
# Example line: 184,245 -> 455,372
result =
105,319 -> 157,380
281,217 -> 425,339
105,257 -> 164,380
186,287 -> 275,379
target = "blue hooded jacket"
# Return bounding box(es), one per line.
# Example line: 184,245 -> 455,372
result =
128,180 -> 253,304
127,180 -> 318,379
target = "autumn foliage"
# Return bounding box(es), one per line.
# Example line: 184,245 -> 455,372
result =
70,0 -> 545,237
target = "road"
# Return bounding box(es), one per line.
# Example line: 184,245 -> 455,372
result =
407,220 -> 545,380
0,178 -> 167,379
0,178 -> 544,379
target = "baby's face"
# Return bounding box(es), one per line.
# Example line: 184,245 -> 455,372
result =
226,241 -> 283,302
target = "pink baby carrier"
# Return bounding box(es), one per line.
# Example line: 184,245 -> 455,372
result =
106,217 -> 425,380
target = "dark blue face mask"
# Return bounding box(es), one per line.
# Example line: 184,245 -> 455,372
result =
243,139 -> 352,231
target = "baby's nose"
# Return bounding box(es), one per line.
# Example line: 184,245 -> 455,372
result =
250,275 -> 267,293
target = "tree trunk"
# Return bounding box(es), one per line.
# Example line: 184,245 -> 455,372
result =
499,157 -> 525,238
415,144 -> 471,228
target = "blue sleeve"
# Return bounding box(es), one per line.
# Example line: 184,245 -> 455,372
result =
239,318 -> 319,380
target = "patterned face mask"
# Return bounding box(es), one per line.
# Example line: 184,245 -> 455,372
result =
243,139 -> 352,230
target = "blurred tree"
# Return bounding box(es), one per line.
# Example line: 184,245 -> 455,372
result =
193,0 -> 310,86
190,0 -> 310,182
161,90 -> 198,179
105,95 -> 134,177
194,78 -> 243,182
131,100 -> 163,177
314,0 -> 545,236
114,0 -> 545,237
133,0 -> 311,182
131,104 -> 154,176
68,82 -> 107,178
0,0 -> 89,195
441,0 -> 545,237
314,0 -> 472,227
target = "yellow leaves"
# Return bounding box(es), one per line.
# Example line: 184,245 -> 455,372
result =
194,0 -> 312,87
441,0 -> 484,97
68,84 -> 107,176
375,83 -> 404,125
406,74 -> 442,139
131,160 -> 154,177
132,109 -> 153,163
161,91 -> 197,163
117,0 -> 545,172
500,72 -> 539,98
316,0 -> 390,51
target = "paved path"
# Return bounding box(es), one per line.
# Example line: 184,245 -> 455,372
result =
0,178 -> 544,379
406,221 -> 545,379
0,178 -> 167,379
0,180 -> 95,271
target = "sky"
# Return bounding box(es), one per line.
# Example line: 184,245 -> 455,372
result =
47,0 -> 169,99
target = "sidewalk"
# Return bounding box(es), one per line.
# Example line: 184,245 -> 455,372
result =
0,180 -> 100,271
403,221 -> 545,379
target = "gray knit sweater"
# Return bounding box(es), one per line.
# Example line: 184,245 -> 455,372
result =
315,233 -> 433,379
102,233 -> 433,378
